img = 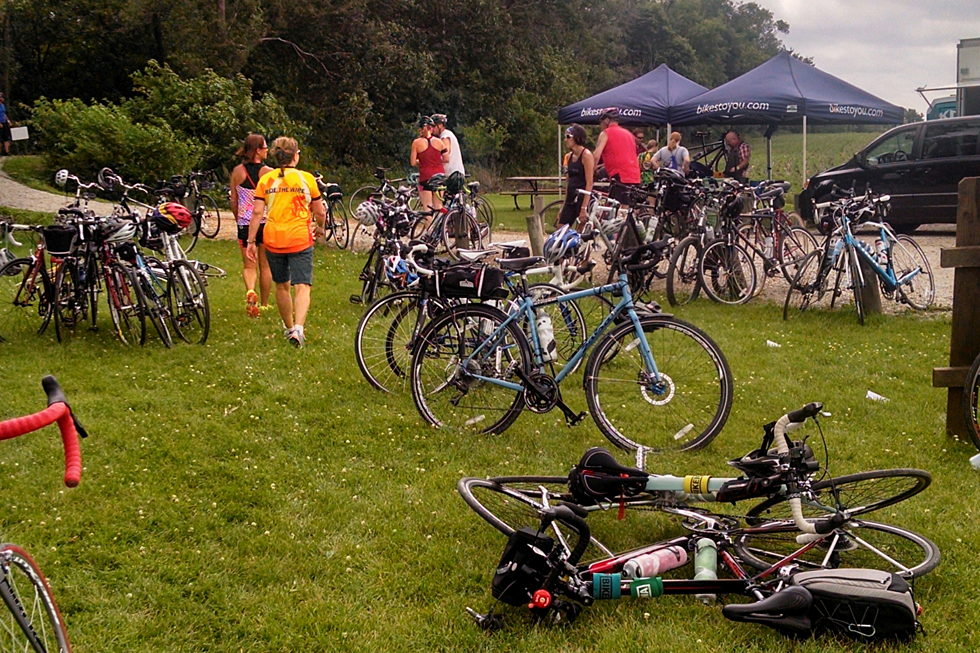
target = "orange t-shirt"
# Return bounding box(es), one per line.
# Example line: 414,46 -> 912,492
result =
254,168 -> 322,254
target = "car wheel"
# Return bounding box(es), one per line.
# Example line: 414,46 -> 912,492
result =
891,223 -> 919,235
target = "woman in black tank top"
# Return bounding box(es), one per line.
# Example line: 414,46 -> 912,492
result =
230,134 -> 274,317
558,124 -> 594,227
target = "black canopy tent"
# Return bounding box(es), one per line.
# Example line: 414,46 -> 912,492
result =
670,51 -> 904,180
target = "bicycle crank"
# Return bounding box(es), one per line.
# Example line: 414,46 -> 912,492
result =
514,368 -> 587,426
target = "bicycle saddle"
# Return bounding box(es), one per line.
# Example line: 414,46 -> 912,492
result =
722,586 -> 813,637
497,256 -> 544,273
569,447 -> 649,505
456,249 -> 497,263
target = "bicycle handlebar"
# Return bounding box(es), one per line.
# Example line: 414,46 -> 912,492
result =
772,402 -> 825,535
540,505 -> 591,566
0,376 -> 83,487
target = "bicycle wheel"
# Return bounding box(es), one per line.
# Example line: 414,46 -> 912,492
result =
442,209 -> 484,260
747,469 -> 932,521
783,249 -> 824,320
0,258 -> 53,343
665,235 -> 702,306
961,352 -> 980,451
527,283 -> 587,373
849,245 -> 865,325
167,259 -> 210,345
474,196 -> 494,241
411,303 -> 531,434
106,263 -> 145,346
0,544 -> 72,653
329,200 -> 351,250
348,185 -> 379,217
53,260 -> 86,344
777,225 -> 818,283
697,238 -> 756,305
355,291 -> 445,393
137,268 -> 173,348
457,478 -> 612,565
196,195 -> 221,239
176,212 -> 200,255
539,200 -> 564,233
892,235 -> 934,310
356,244 -> 389,306
737,222 -> 768,298
734,519 -> 940,579
83,255 -> 100,331
584,315 -> 733,453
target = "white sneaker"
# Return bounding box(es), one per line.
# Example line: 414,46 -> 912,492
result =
292,324 -> 305,348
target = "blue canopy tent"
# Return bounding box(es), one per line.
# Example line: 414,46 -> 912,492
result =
558,64 -> 709,126
670,51 -> 904,180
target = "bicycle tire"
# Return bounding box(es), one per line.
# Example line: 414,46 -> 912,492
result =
53,260 -> 85,344
474,196 -> 494,241
777,224 -> 818,283
457,478 -> 612,565
0,543 -> 73,653
357,244 -> 388,306
411,302 -> 531,434
584,315 -> 733,453
746,469 -> 932,522
892,235 -> 934,310
737,222 -> 768,298
167,259 -> 210,345
734,518 -> 940,579
783,248 -> 825,320
0,258 -> 53,343
330,200 -> 351,250
177,212 -> 200,255
106,263 -> 145,346
442,209 -> 484,260
849,245 -> 865,325
137,267 -> 173,348
84,255 -> 100,331
961,352 -> 980,451
665,235 -> 702,306
697,238 -> 756,305
539,199 -> 564,233
196,195 -> 221,239
526,282 -> 587,373
355,291 -> 444,393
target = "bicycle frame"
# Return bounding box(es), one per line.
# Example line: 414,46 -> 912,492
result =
842,220 -> 922,292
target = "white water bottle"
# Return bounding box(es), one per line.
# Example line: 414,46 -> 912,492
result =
536,309 -> 557,362
874,238 -> 887,264
622,546 -> 688,579
764,235 -> 774,258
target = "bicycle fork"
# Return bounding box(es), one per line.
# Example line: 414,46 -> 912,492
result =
0,571 -> 47,653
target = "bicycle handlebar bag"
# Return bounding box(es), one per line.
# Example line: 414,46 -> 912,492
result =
789,569 -> 920,641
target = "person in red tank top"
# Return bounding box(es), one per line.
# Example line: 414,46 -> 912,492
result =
592,107 -> 642,203
410,115 -> 448,211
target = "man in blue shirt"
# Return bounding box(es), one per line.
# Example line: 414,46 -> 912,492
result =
0,94 -> 10,155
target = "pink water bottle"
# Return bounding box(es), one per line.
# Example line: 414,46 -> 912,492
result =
622,545 -> 688,579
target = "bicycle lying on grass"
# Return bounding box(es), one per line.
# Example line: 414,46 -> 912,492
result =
1,376 -> 87,653
459,403 -> 937,639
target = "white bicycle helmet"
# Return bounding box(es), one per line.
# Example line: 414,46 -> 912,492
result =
543,225 -> 582,265
54,169 -> 69,188
355,201 -> 381,226
102,219 -> 139,244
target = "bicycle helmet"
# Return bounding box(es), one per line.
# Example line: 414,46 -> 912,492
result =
355,201 -> 381,226
102,218 -> 138,244
445,171 -> 465,196
543,225 -> 581,265
719,193 -> 744,220
151,202 -> 193,234
324,183 -> 343,201
417,115 -> 434,128
426,173 -> 447,189
384,255 -> 418,290
54,169 -> 69,188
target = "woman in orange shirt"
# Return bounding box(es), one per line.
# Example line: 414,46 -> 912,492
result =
245,136 -> 326,348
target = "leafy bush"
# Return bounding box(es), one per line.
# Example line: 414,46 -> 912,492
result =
30,98 -> 199,184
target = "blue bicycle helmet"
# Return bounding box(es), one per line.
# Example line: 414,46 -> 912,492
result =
543,225 -> 582,265
384,255 -> 418,290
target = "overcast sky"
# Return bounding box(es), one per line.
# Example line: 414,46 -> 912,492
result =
750,0 -> 980,111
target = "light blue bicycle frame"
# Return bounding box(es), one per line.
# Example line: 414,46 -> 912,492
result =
459,273 -> 662,392
842,220 -> 922,292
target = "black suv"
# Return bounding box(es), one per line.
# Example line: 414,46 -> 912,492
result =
796,115 -> 980,232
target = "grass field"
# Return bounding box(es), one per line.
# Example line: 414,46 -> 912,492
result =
1,233 -> 978,652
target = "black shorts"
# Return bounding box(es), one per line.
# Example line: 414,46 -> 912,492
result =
608,180 -> 638,205
418,178 -> 441,192
238,223 -> 265,248
558,192 -> 585,226
0,122 -> 10,142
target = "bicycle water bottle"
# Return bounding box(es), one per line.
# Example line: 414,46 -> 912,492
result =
705,223 -> 715,241
970,452 -> 980,470
644,215 -> 660,243
536,309 -> 557,363
622,545 -> 688,579
693,538 -> 717,604
874,238 -> 887,265
763,235 -> 774,258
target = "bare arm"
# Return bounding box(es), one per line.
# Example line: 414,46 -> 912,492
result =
592,131 -> 609,167
410,139 -> 421,168
582,151 -> 595,194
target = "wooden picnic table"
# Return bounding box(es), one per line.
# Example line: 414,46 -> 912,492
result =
503,176 -> 564,210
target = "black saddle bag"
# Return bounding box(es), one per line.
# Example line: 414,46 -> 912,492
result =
421,264 -> 508,300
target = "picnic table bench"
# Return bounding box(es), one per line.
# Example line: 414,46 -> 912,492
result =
503,176 -> 564,210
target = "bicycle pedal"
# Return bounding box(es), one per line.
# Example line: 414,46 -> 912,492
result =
566,411 -> 587,427
349,295 -> 363,305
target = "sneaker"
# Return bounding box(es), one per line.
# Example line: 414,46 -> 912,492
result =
291,324 -> 305,348
246,290 -> 259,318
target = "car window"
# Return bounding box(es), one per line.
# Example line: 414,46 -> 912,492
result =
864,128 -> 917,165
921,121 -> 980,159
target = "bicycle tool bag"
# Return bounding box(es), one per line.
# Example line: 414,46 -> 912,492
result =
422,264 -> 508,300
789,569 -> 920,641
568,447 -> 649,505
491,527 -> 554,606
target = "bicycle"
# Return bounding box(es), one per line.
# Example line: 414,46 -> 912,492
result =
0,223 -> 61,343
409,241 -> 733,453
960,352 -> 980,453
784,188 -> 934,323
1,376 -> 87,653
313,173 -> 350,250
459,403 -> 938,633
149,170 -> 221,252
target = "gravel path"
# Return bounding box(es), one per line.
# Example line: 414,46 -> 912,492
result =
0,159 -> 956,310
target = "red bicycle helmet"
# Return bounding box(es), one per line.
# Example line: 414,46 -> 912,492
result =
152,202 -> 193,234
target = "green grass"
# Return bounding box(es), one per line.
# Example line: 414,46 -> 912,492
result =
0,204 -> 57,225
1,154 -> 62,194
1,212 -> 977,651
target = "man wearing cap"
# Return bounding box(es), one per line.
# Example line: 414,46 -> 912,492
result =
432,114 -> 465,178
592,107 -> 641,203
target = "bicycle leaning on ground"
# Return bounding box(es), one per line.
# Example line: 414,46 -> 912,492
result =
409,240 -> 733,454
459,402 -> 938,637
1,376 -> 88,653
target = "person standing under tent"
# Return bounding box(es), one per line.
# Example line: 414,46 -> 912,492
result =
592,107 -> 641,204
724,130 -> 751,183
653,132 -> 690,177
557,124 -> 594,229
431,114 -> 465,178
